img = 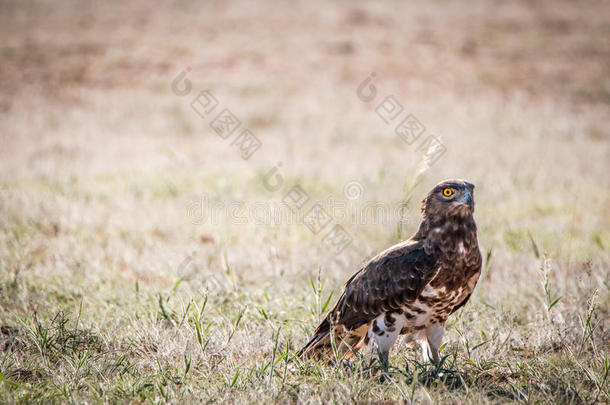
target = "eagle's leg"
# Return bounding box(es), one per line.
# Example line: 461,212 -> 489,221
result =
369,332 -> 393,372
369,314 -> 406,380
421,323 -> 444,365
372,343 -> 392,383
377,348 -> 390,370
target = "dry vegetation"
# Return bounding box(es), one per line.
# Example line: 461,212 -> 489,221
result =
1,0 -> 609,403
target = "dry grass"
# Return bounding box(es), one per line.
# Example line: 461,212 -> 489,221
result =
0,0 -> 609,403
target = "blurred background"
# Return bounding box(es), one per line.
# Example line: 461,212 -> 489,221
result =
1,0 -> 608,279
0,0 -> 609,402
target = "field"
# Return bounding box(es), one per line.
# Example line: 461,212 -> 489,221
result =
1,0 -> 609,403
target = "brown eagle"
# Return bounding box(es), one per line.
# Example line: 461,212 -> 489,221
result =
299,179 -> 482,370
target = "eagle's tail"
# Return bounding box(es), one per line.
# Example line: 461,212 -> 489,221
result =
298,317 -> 332,358
299,316 -> 369,361
299,293 -> 371,360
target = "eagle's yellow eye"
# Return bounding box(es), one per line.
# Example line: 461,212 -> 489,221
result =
442,188 -> 453,197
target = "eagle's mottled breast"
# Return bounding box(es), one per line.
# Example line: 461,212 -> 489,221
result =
398,215 -> 482,332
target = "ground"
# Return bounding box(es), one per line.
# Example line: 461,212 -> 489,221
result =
0,0 -> 609,403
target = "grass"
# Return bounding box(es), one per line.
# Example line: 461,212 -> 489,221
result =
0,257 -> 607,403
1,0 -> 609,403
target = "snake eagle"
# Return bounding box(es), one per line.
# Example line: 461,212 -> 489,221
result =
300,179 -> 482,372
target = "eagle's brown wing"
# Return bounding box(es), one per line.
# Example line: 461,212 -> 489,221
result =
300,240 -> 439,357
337,239 -> 439,321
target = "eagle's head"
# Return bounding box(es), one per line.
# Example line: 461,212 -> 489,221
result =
421,179 -> 475,220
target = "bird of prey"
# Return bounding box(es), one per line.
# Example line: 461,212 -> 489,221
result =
299,179 -> 482,371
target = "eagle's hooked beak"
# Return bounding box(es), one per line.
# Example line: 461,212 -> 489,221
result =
460,191 -> 474,208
